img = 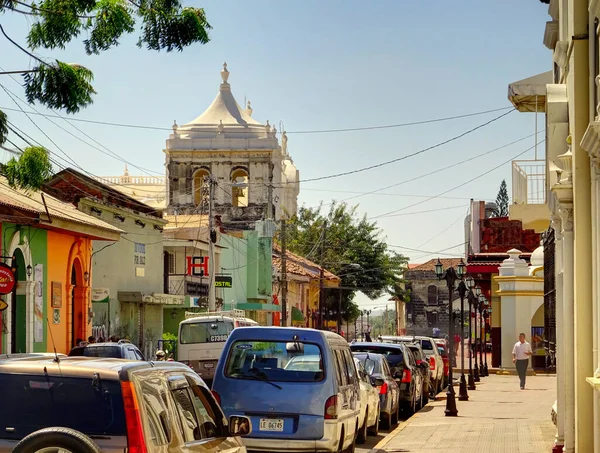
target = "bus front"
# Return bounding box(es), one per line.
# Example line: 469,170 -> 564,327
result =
177,317 -> 234,382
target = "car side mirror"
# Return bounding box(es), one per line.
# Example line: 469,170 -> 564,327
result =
420,362 -> 430,369
373,377 -> 384,387
393,370 -> 403,379
229,415 -> 252,437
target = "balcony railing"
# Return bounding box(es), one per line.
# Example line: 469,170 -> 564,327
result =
95,175 -> 167,185
512,160 -> 546,205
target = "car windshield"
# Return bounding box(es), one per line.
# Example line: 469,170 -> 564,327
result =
354,354 -> 383,374
350,345 -> 404,368
69,346 -> 122,358
180,320 -> 234,344
225,340 -> 324,382
419,339 -> 434,350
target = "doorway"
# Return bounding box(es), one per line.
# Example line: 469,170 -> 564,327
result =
11,249 -> 26,353
70,258 -> 84,349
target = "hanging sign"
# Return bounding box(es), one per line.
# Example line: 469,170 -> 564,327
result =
0,300 -> 7,311
186,256 -> 209,277
0,263 -> 16,295
215,276 -> 232,288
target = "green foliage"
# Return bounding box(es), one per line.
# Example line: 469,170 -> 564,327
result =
2,146 -> 53,191
494,179 -> 509,217
286,202 -> 409,323
162,332 -> 177,342
0,110 -> 7,145
0,0 -> 212,149
24,62 -> 96,113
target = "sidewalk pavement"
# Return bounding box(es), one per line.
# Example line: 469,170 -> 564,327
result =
370,374 -> 556,453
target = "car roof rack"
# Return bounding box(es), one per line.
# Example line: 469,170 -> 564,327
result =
184,309 -> 247,320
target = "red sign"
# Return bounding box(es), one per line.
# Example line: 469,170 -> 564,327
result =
186,256 -> 209,277
0,263 -> 16,295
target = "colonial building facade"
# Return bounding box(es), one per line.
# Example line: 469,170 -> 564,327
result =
164,63 -> 299,228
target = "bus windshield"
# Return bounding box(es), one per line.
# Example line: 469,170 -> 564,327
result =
180,320 -> 234,344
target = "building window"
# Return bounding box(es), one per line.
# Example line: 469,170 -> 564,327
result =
168,252 -> 176,274
426,311 -> 438,327
231,169 -> 249,207
193,169 -> 210,206
427,285 -> 438,306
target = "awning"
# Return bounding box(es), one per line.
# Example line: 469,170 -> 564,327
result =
508,71 -> 553,112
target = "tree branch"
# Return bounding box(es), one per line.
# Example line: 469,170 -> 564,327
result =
13,0 -> 96,18
0,23 -> 47,66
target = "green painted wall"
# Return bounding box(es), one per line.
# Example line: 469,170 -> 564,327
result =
1,224 -> 48,353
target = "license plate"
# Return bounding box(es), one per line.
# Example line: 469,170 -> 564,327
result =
259,418 -> 284,432
203,363 -> 214,369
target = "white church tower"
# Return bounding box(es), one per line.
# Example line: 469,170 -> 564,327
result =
164,63 -> 299,228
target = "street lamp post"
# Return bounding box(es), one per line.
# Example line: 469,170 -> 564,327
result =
435,257 -> 466,417
477,294 -> 486,377
467,283 -> 480,389
483,305 -> 490,376
472,286 -> 481,382
456,276 -> 472,401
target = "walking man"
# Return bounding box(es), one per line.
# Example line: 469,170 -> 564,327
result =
512,333 -> 533,389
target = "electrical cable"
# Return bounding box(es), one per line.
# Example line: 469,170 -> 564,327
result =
369,140 -> 544,220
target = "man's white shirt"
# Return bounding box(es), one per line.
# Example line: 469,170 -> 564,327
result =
512,341 -> 532,360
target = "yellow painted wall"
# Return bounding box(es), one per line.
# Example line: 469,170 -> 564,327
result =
46,231 -> 92,354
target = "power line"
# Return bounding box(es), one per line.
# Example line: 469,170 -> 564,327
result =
370,140 -> 544,220
257,109 -> 515,186
0,104 -> 514,134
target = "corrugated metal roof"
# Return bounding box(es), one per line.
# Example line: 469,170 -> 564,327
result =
0,179 -> 122,234
273,245 -> 339,281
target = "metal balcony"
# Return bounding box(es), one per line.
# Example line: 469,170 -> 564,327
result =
512,160 -> 546,205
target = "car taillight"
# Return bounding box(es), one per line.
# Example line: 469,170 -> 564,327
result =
211,390 -> 221,405
402,369 -> 411,383
324,395 -> 338,419
121,381 -> 148,453
429,356 -> 435,370
378,382 -> 388,395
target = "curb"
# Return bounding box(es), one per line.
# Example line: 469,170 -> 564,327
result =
367,418 -> 410,453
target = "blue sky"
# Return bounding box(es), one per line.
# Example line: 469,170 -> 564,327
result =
1,1 -> 551,309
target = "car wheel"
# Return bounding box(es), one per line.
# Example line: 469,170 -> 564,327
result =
391,403 -> 399,426
368,406 -> 380,436
357,410 -> 368,444
423,389 -> 429,406
13,427 -> 102,453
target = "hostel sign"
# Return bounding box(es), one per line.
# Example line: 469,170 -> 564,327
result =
0,263 -> 16,295
186,256 -> 209,277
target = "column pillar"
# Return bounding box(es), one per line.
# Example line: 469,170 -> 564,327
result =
559,205 -> 574,453
551,215 -> 564,452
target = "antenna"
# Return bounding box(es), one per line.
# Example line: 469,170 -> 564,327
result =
45,317 -> 60,364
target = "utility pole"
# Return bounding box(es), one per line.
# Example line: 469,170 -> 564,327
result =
384,304 -> 388,335
208,176 -> 216,311
281,218 -> 288,326
318,221 -> 327,330
266,163 -> 274,220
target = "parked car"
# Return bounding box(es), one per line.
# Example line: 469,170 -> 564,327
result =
212,327 -> 361,453
350,342 -> 425,415
0,354 -> 251,453
352,352 -> 399,429
437,345 -> 450,388
379,335 -> 444,394
353,357 -> 381,441
68,340 -> 145,360
405,343 -> 432,402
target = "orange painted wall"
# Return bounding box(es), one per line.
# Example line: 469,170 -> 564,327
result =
46,231 -> 92,354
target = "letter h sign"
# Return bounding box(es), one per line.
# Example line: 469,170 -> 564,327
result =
186,256 -> 209,277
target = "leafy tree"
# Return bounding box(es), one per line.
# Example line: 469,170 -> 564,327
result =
0,0 -> 211,187
285,202 -> 409,323
494,179 -> 509,217
3,146 -> 53,191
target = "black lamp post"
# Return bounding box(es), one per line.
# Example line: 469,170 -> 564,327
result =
467,282 -> 480,388
456,276 -> 472,401
472,286 -> 481,382
477,294 -> 486,377
483,305 -> 490,376
434,257 -> 466,417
